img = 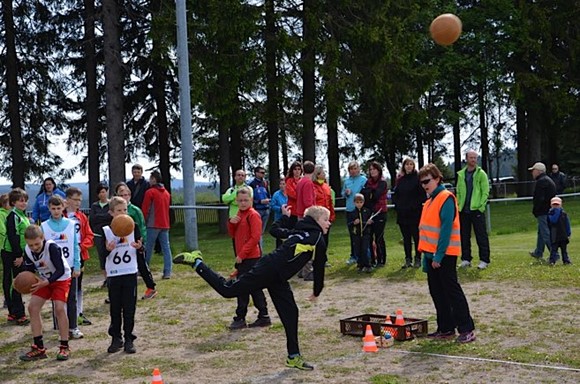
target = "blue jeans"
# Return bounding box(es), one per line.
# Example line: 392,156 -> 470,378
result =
145,228 -> 173,277
533,215 -> 551,257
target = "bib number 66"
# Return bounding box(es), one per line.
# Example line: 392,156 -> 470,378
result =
112,251 -> 131,265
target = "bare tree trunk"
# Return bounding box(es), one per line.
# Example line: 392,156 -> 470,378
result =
478,81 -> 489,174
103,0 -> 126,186
515,101 -> 528,196
84,0 -> 100,203
264,0 -> 280,190
280,115 -> 288,174
3,0 -> 25,188
301,0 -> 316,162
218,121 -> 230,234
452,97 -> 461,182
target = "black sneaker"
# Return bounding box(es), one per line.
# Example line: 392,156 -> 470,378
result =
401,262 -> 412,269
229,318 -> 247,330
427,330 -> 455,340
107,338 -> 124,353
248,317 -> 272,328
456,330 -> 476,343
124,340 -> 136,354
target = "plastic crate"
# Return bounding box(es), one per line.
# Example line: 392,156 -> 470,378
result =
340,313 -> 428,341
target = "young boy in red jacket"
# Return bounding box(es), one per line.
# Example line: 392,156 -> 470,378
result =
227,187 -> 271,329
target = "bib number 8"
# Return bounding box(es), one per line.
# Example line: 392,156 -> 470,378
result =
112,251 -> 131,265
62,247 -> 70,259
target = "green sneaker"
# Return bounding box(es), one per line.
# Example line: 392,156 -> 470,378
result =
173,251 -> 203,267
285,355 -> 314,370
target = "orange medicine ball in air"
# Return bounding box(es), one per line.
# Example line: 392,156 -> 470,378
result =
430,13 -> 462,46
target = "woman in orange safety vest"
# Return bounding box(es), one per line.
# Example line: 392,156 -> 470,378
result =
417,164 -> 476,344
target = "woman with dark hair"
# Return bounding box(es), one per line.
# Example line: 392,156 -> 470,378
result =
361,161 -> 388,267
32,177 -> 66,223
417,163 -> 475,343
89,183 -> 112,280
284,161 -> 302,228
392,158 -> 426,268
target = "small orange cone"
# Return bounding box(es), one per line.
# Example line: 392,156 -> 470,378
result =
362,325 -> 378,352
151,368 -> 163,384
384,315 -> 392,325
395,309 -> 405,326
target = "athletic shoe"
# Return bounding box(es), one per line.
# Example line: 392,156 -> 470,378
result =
69,328 -> 84,339
56,345 -> 70,361
563,261 -> 572,265
346,257 -> 357,265
529,251 -> 542,259
173,251 -> 203,266
362,267 -> 373,273
286,355 -> 314,370
413,258 -> 421,268
248,317 -> 272,328
78,313 -> 92,326
124,340 -> 136,354
401,262 -> 412,269
459,260 -> 471,268
107,338 -> 124,353
142,288 -> 158,300
229,318 -> 247,330
456,331 -> 476,344
7,314 -> 16,323
105,298 -> 110,304
20,345 -> 48,361
16,316 -> 30,326
477,261 -> 489,270
427,330 -> 456,340
162,274 -> 171,280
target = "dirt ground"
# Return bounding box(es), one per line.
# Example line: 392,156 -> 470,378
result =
1,270 -> 579,383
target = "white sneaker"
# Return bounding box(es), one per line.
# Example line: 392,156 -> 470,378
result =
69,328 -> 84,339
459,260 -> 471,268
477,261 -> 489,270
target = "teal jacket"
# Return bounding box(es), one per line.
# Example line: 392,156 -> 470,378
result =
456,166 -> 489,212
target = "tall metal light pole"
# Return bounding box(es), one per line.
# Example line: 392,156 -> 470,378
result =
176,0 -> 198,249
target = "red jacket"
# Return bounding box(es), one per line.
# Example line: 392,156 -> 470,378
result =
285,176 -> 300,216
313,181 -> 336,222
67,210 -> 95,261
227,208 -> 262,260
142,184 -> 171,229
296,176 -> 315,218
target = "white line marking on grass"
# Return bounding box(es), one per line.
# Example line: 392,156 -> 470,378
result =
392,350 -> 580,373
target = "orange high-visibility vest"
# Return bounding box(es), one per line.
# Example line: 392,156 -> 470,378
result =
418,189 -> 461,256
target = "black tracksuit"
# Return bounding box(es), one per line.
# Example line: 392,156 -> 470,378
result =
195,215 -> 327,357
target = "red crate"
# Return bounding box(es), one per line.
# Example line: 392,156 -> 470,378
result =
340,313 -> 428,341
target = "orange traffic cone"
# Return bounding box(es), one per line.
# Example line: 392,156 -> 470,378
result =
151,368 -> 163,384
384,315 -> 392,325
395,309 -> 405,326
362,325 -> 378,353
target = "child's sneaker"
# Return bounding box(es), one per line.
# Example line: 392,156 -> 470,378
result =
456,331 -> 476,344
19,345 -> 48,361
124,340 -> 136,354
229,318 -> 247,330
286,355 -> 314,370
16,316 -> 30,326
7,314 -> 16,324
78,313 -> 92,326
107,338 -> 124,353
173,251 -> 203,266
141,288 -> 158,300
427,330 -> 456,340
69,328 -> 84,339
56,345 -> 70,361
248,317 -> 272,328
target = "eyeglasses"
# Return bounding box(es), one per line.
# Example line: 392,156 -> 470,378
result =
420,178 -> 432,185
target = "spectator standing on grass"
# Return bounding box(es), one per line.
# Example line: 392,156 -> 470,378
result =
549,164 -> 567,195
456,150 -> 491,270
392,158 -> 425,269
547,197 -> 572,266
296,161 -> 316,280
127,164 -> 150,209
528,162 -> 557,260
142,170 -> 173,279
249,166 -> 271,242
418,163 -> 476,343
222,170 -> 253,256
89,183 -> 111,287
361,161 -> 388,267
341,161 -> 367,265
32,177 -> 66,224
312,165 -> 336,250
285,161 -> 303,228
270,178 -> 288,248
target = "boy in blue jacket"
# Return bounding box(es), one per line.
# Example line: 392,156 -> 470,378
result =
547,197 -> 572,265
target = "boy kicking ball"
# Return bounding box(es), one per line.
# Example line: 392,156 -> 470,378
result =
174,205 -> 330,370
20,225 -> 72,361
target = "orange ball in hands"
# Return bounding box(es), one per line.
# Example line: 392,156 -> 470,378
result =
13,271 -> 40,294
111,214 -> 135,237
430,13 -> 462,46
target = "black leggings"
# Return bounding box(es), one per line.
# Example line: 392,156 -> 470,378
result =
1,250 -> 25,318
